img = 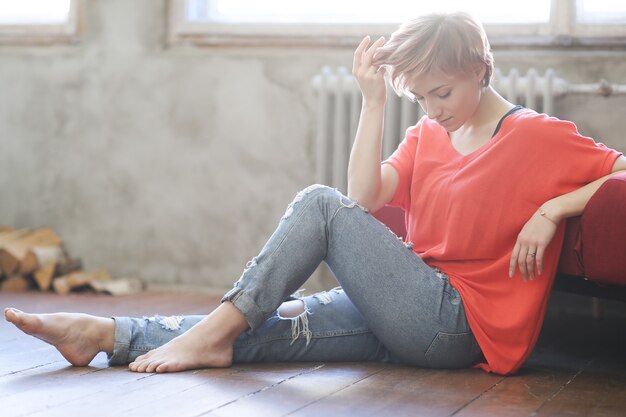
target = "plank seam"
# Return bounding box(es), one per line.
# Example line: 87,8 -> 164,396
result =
192,364 -> 327,416
448,376 -> 507,416
281,364 -> 393,416
528,359 -> 592,416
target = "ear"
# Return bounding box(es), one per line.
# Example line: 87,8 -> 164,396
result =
474,63 -> 486,84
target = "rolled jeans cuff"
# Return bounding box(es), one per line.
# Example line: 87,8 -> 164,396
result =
107,316 -> 132,366
221,287 -> 265,332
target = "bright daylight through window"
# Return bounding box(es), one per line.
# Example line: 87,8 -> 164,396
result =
0,0 -> 71,24
186,0 -> 551,24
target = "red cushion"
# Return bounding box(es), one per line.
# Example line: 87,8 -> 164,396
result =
372,206 -> 407,239
580,171 -> 626,285
557,216 -> 585,277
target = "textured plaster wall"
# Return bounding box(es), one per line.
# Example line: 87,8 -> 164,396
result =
0,0 -> 625,291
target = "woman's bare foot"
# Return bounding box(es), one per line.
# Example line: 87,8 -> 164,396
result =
128,302 -> 248,373
4,307 -> 114,367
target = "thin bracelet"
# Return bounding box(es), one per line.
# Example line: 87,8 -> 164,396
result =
538,209 -> 559,225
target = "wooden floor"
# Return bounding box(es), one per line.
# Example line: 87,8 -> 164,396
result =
1,291 -> 625,417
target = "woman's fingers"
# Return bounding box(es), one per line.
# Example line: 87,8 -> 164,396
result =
536,246 -> 546,276
518,247 -> 529,281
526,249 -> 537,280
511,243 -> 544,281
363,36 -> 385,67
353,36 -> 371,72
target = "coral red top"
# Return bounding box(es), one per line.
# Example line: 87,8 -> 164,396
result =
382,109 -> 622,375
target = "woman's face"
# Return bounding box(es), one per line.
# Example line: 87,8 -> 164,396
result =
406,69 -> 484,132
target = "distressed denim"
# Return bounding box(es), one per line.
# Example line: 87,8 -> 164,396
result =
108,185 -> 484,369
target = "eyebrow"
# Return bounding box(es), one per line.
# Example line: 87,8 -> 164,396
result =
410,84 -> 448,97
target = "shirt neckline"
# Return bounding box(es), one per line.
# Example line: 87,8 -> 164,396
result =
491,105 -> 524,138
444,105 -> 525,160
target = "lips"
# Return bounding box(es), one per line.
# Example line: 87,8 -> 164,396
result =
437,117 -> 452,126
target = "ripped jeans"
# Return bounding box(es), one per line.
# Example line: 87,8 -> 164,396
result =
107,185 -> 484,369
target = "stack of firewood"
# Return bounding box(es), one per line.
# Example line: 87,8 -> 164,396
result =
0,226 -> 141,295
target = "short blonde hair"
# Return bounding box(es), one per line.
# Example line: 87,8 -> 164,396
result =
373,12 -> 494,96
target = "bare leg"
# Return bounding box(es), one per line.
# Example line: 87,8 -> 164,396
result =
4,307 -> 114,366
128,301 -> 248,373
277,299 -> 305,318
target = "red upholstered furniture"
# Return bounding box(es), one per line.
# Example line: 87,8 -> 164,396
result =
373,171 -> 626,301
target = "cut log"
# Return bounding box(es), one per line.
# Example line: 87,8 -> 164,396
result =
0,275 -> 31,292
0,227 -> 62,276
0,228 -> 31,246
21,245 -> 65,275
34,261 -> 57,291
89,277 -> 144,296
0,228 -> 32,277
54,258 -> 82,276
53,269 -> 112,295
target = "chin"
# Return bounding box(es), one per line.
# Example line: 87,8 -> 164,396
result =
443,123 -> 461,132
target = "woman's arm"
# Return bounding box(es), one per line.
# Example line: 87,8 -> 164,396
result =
347,36 -> 399,212
510,155 -> 626,280
540,155 -> 626,222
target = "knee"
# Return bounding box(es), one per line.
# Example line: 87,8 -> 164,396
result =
277,300 -> 305,319
292,184 -> 337,207
299,184 -> 336,199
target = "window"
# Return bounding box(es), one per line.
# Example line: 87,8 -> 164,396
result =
169,0 -> 626,47
577,0 -> 626,24
186,0 -> 550,24
0,0 -> 80,46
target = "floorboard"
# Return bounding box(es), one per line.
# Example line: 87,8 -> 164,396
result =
0,291 -> 624,417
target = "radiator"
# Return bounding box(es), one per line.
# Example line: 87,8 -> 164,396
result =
311,66 -> 568,192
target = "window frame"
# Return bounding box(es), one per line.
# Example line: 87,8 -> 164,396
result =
0,0 -> 81,46
168,0 -> 626,48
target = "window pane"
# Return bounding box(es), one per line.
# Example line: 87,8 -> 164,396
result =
0,0 -> 70,24
578,0 -> 626,23
187,0 -> 550,24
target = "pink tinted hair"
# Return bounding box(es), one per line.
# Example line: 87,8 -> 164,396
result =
373,12 -> 494,96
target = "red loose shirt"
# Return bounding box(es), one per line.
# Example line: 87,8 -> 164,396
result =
382,110 -> 622,375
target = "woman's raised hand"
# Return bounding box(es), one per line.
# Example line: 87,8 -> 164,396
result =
352,36 -> 387,106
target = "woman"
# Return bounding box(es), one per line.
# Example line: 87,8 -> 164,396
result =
5,12 -> 625,376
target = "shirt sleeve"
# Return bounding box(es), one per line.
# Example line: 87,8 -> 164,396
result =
381,123 -> 421,210
528,115 -> 622,188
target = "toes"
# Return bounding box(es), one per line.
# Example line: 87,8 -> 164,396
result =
136,361 -> 150,373
4,308 -> 18,323
133,355 -> 156,373
129,353 -> 148,372
155,362 -> 177,373
129,360 -> 147,372
5,309 -> 28,328
145,360 -> 162,373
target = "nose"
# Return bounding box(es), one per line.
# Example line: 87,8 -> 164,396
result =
425,100 -> 442,120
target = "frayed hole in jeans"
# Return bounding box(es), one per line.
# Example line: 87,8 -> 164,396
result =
338,195 -> 369,213
312,287 -> 343,305
277,300 -> 312,346
144,315 -> 184,331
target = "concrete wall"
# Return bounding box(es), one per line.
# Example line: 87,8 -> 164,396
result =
1,0 -> 625,292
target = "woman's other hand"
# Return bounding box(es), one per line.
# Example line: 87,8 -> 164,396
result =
508,210 -> 559,281
353,36 -> 387,107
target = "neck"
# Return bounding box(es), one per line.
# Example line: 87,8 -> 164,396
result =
462,87 -> 514,132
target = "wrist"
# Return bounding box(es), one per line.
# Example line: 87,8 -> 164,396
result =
362,99 -> 386,111
538,201 -> 563,225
